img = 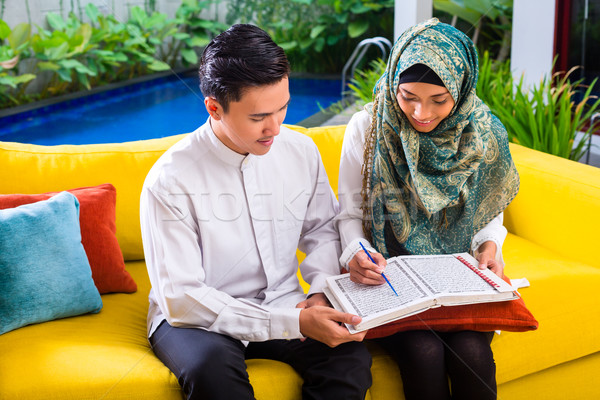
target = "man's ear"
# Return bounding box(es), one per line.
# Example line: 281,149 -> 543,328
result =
205,97 -> 222,120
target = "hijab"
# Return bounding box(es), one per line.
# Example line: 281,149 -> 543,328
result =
361,18 -> 519,257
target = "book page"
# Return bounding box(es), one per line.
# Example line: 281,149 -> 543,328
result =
398,255 -> 495,295
330,259 -> 431,318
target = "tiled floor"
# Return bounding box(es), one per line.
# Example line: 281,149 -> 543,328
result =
320,103 -> 363,126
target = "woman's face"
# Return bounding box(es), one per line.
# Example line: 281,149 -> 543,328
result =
397,82 -> 455,133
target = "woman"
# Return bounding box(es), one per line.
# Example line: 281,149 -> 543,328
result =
336,19 -> 519,400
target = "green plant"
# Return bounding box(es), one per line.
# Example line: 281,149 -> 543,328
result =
0,19 -> 35,107
24,0 -> 31,25
346,57 -> 386,105
227,0 -> 394,73
477,50 -> 513,111
125,6 -> 174,72
30,12 -> 97,94
324,57 -> 385,114
307,0 -> 394,49
83,3 -> 171,84
168,0 -> 228,67
0,1 -> 231,110
433,0 -> 513,62
226,0 -> 325,71
145,0 -> 158,14
82,4 -> 133,85
477,51 -> 600,161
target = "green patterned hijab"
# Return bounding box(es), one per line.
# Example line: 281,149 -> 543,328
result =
362,18 -> 519,257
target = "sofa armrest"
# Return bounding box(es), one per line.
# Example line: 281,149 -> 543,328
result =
505,143 -> 600,269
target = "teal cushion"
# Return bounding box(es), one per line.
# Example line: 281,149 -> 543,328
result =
0,191 -> 103,335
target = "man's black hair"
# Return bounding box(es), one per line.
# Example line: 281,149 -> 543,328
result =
198,24 -> 290,112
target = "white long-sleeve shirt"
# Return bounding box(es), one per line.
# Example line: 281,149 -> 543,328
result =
336,110 -> 507,267
141,120 -> 341,342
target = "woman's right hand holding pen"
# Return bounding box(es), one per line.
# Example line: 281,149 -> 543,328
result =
348,248 -> 387,285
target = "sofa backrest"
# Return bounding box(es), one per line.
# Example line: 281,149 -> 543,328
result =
0,125 -> 344,262
0,135 -> 186,261
505,143 -> 600,269
3,126 -> 598,269
288,124 -> 345,197
302,126 -> 600,270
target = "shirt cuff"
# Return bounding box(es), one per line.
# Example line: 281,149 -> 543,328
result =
339,238 -> 376,269
269,307 -> 302,340
307,274 -> 329,296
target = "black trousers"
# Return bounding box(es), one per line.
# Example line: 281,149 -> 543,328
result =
376,330 -> 497,400
150,321 -> 372,400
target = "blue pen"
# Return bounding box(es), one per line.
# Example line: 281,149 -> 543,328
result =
359,242 -> 398,296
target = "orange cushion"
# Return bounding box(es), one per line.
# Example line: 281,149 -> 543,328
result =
0,184 -> 137,294
364,275 -> 538,339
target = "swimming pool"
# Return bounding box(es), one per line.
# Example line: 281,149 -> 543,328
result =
0,74 -> 341,145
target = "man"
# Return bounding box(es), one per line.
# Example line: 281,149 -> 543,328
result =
140,24 -> 372,400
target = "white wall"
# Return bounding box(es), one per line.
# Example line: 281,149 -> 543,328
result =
510,0 -> 556,87
394,0 -> 433,41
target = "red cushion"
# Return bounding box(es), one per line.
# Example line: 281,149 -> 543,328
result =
363,274 -> 537,339
0,184 -> 137,294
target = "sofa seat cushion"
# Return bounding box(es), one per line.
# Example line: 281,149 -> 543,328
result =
2,233 -> 598,399
0,259 -> 371,400
0,257 -> 404,400
0,261 -> 181,400
493,233 -> 600,384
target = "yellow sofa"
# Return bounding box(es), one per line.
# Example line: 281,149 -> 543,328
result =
1,124 -> 600,400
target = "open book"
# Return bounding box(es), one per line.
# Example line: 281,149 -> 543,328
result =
324,252 -> 518,333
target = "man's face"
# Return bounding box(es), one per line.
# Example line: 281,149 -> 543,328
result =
212,77 -> 290,156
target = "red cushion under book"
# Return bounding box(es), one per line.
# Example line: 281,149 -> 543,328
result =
0,184 -> 137,294
364,275 -> 538,339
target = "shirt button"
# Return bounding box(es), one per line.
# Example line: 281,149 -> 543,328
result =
282,330 -> 289,337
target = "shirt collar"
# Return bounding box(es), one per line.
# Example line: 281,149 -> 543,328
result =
201,118 -> 252,168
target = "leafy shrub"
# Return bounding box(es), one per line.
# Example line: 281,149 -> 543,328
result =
433,0 -> 513,63
0,1 -> 225,109
345,57 -> 386,105
478,51 -> 600,161
0,20 -> 35,106
226,0 -> 394,73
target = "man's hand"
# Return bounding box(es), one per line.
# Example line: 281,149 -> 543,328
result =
348,249 -> 387,285
476,240 -> 503,277
299,306 -> 367,347
296,293 -> 330,309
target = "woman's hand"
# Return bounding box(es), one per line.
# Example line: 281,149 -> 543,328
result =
347,249 -> 387,285
476,240 -> 503,277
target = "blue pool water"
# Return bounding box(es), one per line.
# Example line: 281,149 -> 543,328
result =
0,75 -> 340,145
